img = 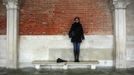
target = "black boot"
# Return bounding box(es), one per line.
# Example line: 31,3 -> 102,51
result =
76,51 -> 80,62
74,51 -> 77,62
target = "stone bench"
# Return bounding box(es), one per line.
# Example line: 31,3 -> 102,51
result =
32,60 -> 99,70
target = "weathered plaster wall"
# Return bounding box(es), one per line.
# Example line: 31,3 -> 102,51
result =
0,1 -> 6,67
0,35 -> 113,67
18,35 -> 113,67
0,0 -> 113,68
126,0 -> 134,68
0,35 -> 6,67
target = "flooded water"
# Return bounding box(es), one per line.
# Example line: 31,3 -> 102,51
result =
0,68 -> 134,75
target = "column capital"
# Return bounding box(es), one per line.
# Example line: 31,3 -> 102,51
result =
3,0 -> 20,10
113,0 -> 130,9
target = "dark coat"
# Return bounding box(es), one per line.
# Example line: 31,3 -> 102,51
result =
68,22 -> 85,43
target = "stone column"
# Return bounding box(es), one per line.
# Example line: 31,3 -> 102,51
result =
4,0 -> 19,69
113,0 -> 129,69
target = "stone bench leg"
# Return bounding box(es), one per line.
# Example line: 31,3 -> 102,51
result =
91,65 -> 96,69
63,64 -> 68,70
34,64 -> 40,70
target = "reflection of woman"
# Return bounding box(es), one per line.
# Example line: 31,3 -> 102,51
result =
68,17 -> 85,62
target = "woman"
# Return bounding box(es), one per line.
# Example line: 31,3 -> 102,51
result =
68,17 -> 85,62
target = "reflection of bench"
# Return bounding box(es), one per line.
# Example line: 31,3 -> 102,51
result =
32,60 -> 99,70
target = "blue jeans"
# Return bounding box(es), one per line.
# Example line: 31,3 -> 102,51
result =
73,42 -> 80,52
73,42 -> 80,62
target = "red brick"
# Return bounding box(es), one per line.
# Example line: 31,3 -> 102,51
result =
0,0 -> 113,35
0,0 -> 6,35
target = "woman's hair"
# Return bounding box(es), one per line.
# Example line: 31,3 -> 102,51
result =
73,17 -> 81,23
74,17 -> 80,21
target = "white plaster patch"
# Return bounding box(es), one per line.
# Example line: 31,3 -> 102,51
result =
0,35 -> 116,67
18,35 -> 113,67
0,35 -> 7,59
0,35 -> 7,67
126,36 -> 134,60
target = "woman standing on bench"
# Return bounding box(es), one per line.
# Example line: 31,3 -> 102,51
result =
68,17 -> 85,62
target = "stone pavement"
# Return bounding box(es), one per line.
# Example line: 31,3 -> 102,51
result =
0,67 -> 134,75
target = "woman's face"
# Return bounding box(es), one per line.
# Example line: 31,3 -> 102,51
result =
74,18 -> 80,23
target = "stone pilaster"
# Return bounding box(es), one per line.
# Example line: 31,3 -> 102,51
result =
113,0 -> 129,69
3,0 -> 19,69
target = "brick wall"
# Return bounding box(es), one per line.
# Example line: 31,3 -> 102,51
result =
0,0 -> 6,35
0,0 -> 113,35
20,0 -> 112,35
